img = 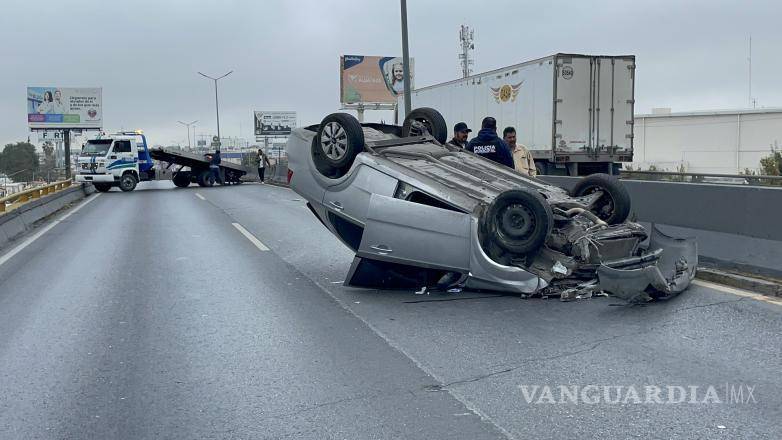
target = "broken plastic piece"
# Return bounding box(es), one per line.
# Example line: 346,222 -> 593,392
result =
598,226 -> 698,302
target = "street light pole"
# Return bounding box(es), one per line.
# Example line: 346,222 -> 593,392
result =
400,0 -> 412,117
177,119 -> 198,149
198,71 -> 233,147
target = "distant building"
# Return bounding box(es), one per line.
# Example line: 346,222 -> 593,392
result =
633,108 -> 782,174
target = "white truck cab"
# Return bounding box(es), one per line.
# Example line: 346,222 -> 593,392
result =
75,132 -> 154,192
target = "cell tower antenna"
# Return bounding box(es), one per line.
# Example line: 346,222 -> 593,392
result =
458,24 -> 475,78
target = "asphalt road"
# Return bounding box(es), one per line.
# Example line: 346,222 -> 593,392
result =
0,181 -> 780,439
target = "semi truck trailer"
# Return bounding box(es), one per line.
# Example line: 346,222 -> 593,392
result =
398,53 -> 636,176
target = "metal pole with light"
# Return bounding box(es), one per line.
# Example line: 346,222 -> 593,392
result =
400,0 -> 412,117
197,70 -> 233,146
177,119 -> 198,149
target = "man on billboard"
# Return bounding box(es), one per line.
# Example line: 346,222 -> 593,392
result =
52,89 -> 66,114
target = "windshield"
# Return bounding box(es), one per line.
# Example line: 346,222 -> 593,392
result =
82,139 -> 112,155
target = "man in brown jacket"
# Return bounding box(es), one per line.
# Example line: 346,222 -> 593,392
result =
503,126 -> 537,177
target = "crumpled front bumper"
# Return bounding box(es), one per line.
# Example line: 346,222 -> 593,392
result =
597,226 -> 698,302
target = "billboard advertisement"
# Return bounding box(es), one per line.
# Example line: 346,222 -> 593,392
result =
254,111 -> 297,137
340,55 -> 414,105
27,87 -> 102,129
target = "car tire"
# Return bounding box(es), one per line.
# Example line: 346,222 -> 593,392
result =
93,183 -> 112,192
483,189 -> 552,256
312,113 -> 365,179
197,170 -> 213,187
570,173 -> 631,224
401,107 -> 448,144
118,173 -> 138,192
172,171 -> 191,188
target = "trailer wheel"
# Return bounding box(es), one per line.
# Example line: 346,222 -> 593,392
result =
570,173 -> 631,224
481,189 -> 552,256
196,170 -> 213,187
119,173 -> 138,192
312,112 -> 365,179
172,171 -> 191,188
93,183 -> 112,192
402,107 -> 448,144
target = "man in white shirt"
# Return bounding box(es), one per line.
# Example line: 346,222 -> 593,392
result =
503,126 -> 537,177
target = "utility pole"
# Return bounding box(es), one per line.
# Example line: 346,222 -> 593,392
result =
458,24 -> 475,78
198,70 -> 233,146
748,35 -> 752,108
400,0 -> 412,117
178,120 -> 198,149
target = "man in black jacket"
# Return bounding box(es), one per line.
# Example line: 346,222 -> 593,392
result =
466,117 -> 515,169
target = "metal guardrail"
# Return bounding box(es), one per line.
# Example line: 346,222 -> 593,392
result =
0,180 -> 74,213
621,170 -> 782,186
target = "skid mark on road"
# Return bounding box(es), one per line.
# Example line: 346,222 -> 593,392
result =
232,223 -> 270,252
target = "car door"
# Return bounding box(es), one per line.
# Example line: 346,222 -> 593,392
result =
108,140 -> 135,171
322,164 -> 397,225
356,193 -> 472,272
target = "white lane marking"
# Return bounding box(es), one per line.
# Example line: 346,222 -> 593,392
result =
693,279 -> 782,306
0,193 -> 102,268
232,223 -> 269,252
194,193 -> 206,201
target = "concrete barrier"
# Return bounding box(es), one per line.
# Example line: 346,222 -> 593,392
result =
0,183 -> 94,249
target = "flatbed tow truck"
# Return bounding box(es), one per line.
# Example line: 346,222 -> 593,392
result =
75,131 -> 247,191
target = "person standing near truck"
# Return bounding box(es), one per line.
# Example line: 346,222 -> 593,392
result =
210,150 -> 223,185
503,126 -> 537,177
466,117 -> 514,169
257,148 -> 271,183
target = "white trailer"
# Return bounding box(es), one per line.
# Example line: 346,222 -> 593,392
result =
398,53 -> 636,175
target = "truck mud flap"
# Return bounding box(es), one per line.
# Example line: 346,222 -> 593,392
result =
597,226 -> 698,302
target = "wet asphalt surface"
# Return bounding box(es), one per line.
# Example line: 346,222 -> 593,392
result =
0,181 -> 779,439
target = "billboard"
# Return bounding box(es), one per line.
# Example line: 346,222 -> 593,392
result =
254,111 -> 297,137
340,55 -> 414,105
27,87 -> 102,129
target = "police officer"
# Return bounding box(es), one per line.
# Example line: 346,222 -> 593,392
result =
446,122 -> 471,148
466,117 -> 514,168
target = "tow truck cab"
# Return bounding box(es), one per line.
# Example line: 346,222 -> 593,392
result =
75,132 -> 155,192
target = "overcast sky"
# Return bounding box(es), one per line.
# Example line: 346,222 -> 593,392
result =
1,0 -> 780,148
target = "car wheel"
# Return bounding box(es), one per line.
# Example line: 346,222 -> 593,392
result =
570,173 -> 631,224
119,173 -> 137,192
402,107 -> 448,144
93,183 -> 112,192
482,189 -> 552,256
312,113 -> 365,179
172,171 -> 191,188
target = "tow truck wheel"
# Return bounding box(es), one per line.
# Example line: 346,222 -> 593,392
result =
312,113 -> 365,179
172,171 -> 191,188
197,170 -> 213,187
570,173 -> 631,225
93,183 -> 111,192
482,189 -> 553,256
119,173 -> 138,192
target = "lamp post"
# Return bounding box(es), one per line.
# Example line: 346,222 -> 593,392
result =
197,70 -> 233,147
177,119 -> 198,149
400,0 -> 412,117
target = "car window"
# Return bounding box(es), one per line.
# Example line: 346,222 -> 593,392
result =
113,140 -> 131,153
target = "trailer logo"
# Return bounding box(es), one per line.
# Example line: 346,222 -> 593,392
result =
561,66 -> 574,80
491,81 -> 524,103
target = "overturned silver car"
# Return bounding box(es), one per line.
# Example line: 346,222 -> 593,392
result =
286,108 -> 696,301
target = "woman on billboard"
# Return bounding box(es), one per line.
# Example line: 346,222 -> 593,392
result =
37,91 -> 54,114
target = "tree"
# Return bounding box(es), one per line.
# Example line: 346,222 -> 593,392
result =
41,141 -> 57,181
759,147 -> 781,176
0,142 -> 40,182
